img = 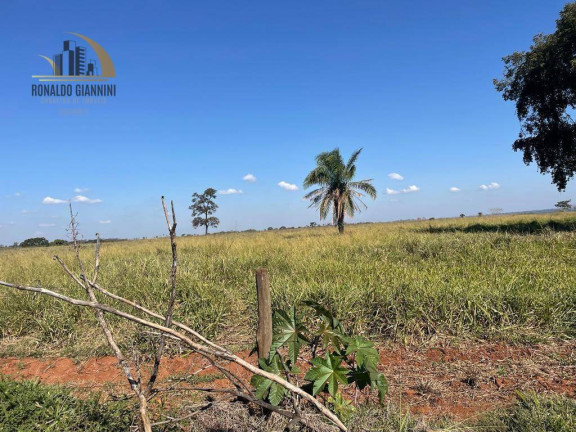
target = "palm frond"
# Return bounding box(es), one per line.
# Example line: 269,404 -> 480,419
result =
303,165 -> 332,188
319,194 -> 333,220
345,148 -> 363,179
350,180 -> 377,199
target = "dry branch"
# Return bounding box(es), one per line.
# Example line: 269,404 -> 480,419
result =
0,199 -> 347,432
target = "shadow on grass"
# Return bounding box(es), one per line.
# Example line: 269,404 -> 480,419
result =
421,219 -> 576,235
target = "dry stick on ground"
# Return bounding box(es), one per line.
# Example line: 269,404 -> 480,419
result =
0,279 -> 347,431
62,205 -> 152,432
0,201 -> 347,432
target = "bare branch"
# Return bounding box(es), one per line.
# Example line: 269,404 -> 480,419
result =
147,197 -> 179,395
63,205 -> 152,432
92,233 -> 101,284
0,279 -> 347,431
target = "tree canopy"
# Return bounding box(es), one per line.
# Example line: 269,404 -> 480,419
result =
555,199 -> 572,210
303,148 -> 376,234
20,237 -> 49,247
189,188 -> 220,235
494,2 -> 576,190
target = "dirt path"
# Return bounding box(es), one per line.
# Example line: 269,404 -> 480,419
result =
2,341 -> 575,421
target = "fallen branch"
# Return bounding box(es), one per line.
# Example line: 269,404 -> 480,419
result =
0,198 -> 347,432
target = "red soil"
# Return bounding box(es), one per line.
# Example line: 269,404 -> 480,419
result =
2,341 -> 575,421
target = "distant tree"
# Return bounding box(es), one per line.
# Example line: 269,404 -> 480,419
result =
279,226 -> 287,230
189,188 -> 220,235
304,148 -> 376,234
50,239 -> 68,246
20,237 -> 49,247
460,213 -> 465,218
555,199 -> 572,211
267,227 -> 274,231
478,212 -> 483,217
494,2 -> 576,191
489,208 -> 503,215
309,222 -> 318,227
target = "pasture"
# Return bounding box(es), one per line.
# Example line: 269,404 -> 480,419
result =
1,212 -> 575,357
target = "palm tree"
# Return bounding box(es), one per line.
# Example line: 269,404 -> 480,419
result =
303,148 -> 377,234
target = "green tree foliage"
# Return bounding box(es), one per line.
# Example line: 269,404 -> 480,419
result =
51,239 -> 68,246
189,188 -> 220,235
555,199 -> 572,211
304,148 -> 377,234
19,237 -> 49,247
251,302 -> 388,421
494,2 -> 576,190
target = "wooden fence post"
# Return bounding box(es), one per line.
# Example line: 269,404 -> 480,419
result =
255,267 -> 272,359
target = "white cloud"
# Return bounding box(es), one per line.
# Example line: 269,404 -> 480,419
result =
386,185 -> 420,195
242,174 -> 257,183
278,181 -> 299,191
72,195 -> 102,204
480,182 -> 500,190
388,173 -> 404,181
99,220 -> 112,224
14,192 -> 21,197
21,209 -> 34,214
449,187 -> 461,192
42,196 -> 68,205
38,223 -> 56,227
219,188 -> 243,195
74,187 -> 89,193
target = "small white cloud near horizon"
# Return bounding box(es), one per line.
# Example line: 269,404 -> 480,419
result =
480,182 -> 500,190
99,220 -> 112,224
386,185 -> 420,195
388,173 -> 404,181
242,174 -> 257,183
72,195 -> 102,204
278,181 -> 299,191
74,187 -> 89,193
38,223 -> 56,227
450,187 -> 461,192
42,196 -> 68,205
219,188 -> 244,195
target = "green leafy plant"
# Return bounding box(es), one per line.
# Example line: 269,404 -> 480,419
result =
251,301 -> 388,414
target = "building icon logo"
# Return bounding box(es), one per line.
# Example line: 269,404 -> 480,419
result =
31,33 -> 117,102
34,33 -> 115,81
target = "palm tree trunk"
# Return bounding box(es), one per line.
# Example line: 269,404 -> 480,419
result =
337,214 -> 345,234
334,199 -> 345,234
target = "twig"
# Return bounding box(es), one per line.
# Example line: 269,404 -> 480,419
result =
0,200 -> 347,432
63,204 -> 152,432
0,278 -> 347,431
92,233 -> 101,284
146,197 -> 179,396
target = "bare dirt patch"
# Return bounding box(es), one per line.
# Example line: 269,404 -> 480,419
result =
2,341 -> 575,422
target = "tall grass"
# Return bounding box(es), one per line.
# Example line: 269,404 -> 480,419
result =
1,212 -> 575,355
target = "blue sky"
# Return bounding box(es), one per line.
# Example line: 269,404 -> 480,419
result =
0,0 -> 573,244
